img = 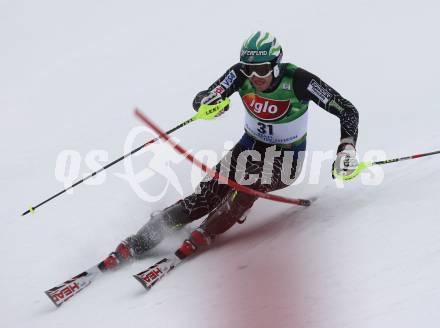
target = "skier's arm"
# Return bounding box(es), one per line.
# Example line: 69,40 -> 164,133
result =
193,63 -> 247,112
293,67 -> 359,146
293,67 -> 360,177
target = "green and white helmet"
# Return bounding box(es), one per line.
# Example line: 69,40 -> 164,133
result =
240,31 -> 283,78
240,31 -> 283,64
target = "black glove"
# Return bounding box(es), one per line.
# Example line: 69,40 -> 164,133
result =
192,90 -> 229,116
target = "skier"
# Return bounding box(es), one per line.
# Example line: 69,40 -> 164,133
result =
98,31 -> 360,271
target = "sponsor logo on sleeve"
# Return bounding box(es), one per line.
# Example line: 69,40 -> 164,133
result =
242,93 -> 290,121
307,79 -> 333,105
220,70 -> 237,89
212,85 -> 226,94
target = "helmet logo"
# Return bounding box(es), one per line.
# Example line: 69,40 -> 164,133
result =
241,50 -> 269,57
242,94 -> 290,121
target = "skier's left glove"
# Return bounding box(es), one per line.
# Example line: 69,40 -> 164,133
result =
192,90 -> 229,117
332,143 -> 359,179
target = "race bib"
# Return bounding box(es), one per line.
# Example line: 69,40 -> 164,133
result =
244,110 -> 308,145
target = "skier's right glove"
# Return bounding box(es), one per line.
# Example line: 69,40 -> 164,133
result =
192,90 -> 230,117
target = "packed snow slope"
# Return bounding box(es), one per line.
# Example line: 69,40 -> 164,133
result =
1,1 -> 439,327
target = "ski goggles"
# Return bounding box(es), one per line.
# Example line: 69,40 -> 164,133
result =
240,62 -> 274,78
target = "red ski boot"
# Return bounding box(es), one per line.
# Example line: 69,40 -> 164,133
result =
98,242 -> 133,272
175,228 -> 212,260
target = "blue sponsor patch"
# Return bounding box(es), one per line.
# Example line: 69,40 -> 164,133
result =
220,70 -> 237,89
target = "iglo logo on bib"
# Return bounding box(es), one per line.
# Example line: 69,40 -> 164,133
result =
242,94 -> 290,121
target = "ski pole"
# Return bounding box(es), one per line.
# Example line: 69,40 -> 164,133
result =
21,98 -> 231,216
333,149 -> 440,181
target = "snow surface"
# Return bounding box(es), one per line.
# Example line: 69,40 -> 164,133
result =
1,0 -> 440,327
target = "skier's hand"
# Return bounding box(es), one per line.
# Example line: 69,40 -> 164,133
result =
193,90 -> 229,117
332,143 -> 359,179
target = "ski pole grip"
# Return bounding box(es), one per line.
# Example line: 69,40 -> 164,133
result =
193,98 -> 230,121
333,161 -> 373,181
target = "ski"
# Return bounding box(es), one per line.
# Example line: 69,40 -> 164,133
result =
44,265 -> 103,307
44,253 -> 181,307
133,254 -> 181,290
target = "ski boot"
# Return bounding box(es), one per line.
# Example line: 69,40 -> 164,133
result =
98,241 -> 134,272
175,228 -> 212,260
